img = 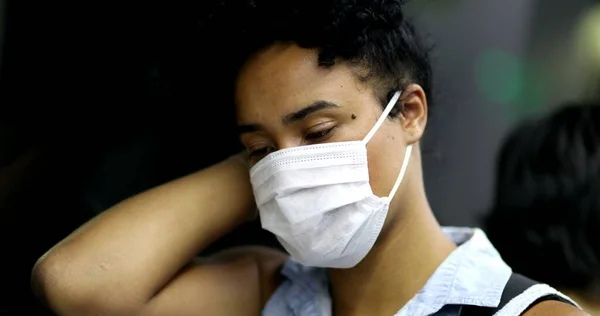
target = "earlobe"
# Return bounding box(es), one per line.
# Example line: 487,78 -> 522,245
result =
399,84 -> 428,143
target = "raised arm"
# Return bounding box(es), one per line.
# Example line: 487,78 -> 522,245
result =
31,154 -> 287,316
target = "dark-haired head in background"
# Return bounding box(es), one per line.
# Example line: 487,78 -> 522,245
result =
486,102 -> 600,312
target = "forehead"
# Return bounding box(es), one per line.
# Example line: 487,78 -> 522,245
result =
235,43 -> 367,123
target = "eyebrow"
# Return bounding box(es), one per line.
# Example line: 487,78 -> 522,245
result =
283,101 -> 339,124
237,100 -> 340,135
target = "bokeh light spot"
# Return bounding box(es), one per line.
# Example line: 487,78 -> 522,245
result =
474,49 -> 524,106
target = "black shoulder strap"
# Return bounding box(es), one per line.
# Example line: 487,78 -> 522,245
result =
459,272 -> 538,316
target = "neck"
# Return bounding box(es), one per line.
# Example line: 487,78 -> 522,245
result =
328,192 -> 456,316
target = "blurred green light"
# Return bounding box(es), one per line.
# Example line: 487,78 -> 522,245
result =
518,62 -> 548,117
474,49 -> 549,118
474,49 -> 524,106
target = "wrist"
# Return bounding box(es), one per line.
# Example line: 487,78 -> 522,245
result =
223,152 -> 257,221
228,151 -> 250,169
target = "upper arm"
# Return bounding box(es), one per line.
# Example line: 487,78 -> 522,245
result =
35,246 -> 288,316
523,300 -> 589,316
140,246 -> 288,316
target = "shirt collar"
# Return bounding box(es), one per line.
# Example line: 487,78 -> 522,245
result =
398,227 -> 512,316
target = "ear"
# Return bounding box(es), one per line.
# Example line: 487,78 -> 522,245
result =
399,84 -> 428,144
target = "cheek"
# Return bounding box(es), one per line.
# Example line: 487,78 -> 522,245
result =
366,129 -> 405,198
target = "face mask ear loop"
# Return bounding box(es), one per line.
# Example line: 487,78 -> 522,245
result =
387,144 -> 413,199
361,91 -> 402,145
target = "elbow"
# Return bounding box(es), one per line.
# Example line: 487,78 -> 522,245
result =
31,252 -> 89,316
31,251 -> 142,316
31,252 -> 74,315
31,254 -> 52,309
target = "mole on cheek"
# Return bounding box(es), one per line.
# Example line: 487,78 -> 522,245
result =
351,114 -> 357,119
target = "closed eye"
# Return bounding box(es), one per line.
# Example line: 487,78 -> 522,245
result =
246,126 -> 336,164
248,147 -> 273,159
305,127 -> 336,142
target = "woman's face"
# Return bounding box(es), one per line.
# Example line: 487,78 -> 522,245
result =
235,43 -> 427,208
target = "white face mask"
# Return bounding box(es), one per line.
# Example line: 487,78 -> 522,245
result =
250,91 -> 413,268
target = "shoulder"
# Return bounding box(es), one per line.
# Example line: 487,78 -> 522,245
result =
524,300 -> 588,316
496,281 -> 584,316
205,246 -> 289,304
208,245 -> 288,263
205,245 -> 289,280
132,246 -> 288,316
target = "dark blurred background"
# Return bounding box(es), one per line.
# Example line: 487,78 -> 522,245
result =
1,0 -> 599,315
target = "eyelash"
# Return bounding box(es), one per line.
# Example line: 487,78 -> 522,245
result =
248,147 -> 272,159
305,127 -> 336,142
248,127 -> 336,159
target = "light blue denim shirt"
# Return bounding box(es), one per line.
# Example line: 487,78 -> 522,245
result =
262,227 -> 578,316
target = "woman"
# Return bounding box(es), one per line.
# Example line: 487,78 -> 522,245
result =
31,1 -> 584,315
486,103 -> 600,315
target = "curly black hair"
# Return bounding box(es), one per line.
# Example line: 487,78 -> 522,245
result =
485,103 -> 600,294
196,0 -> 432,111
